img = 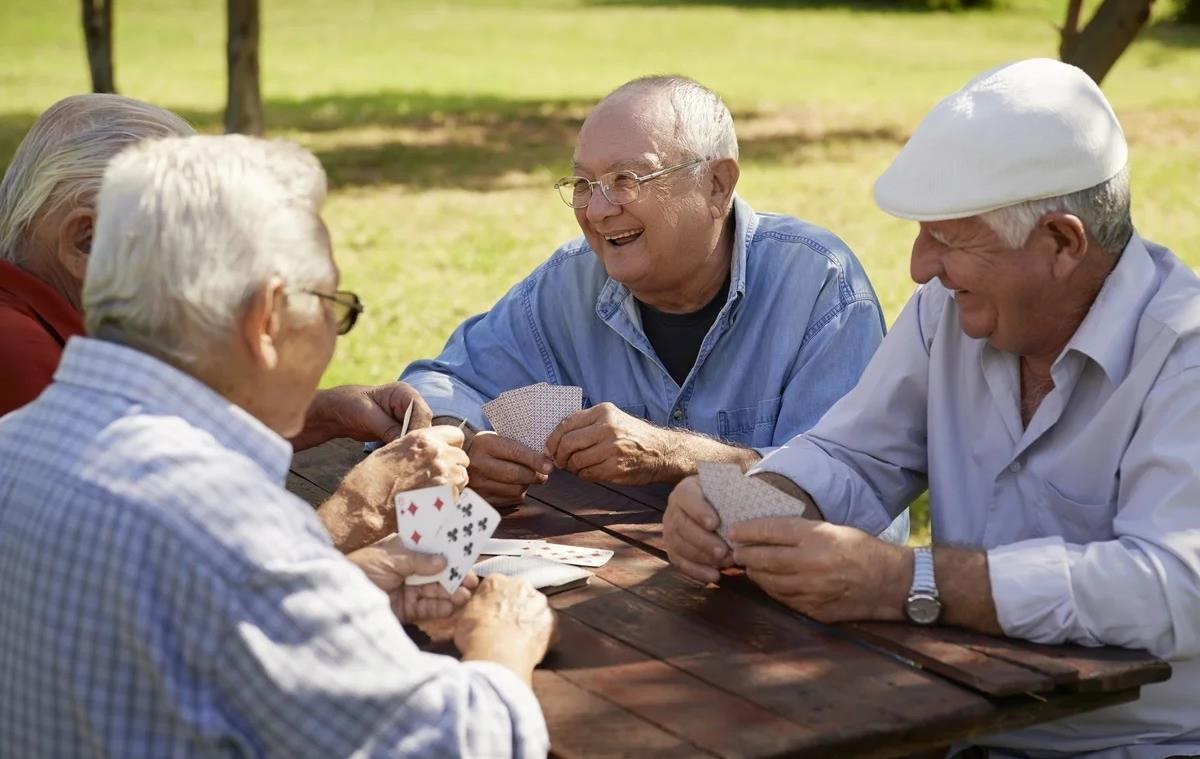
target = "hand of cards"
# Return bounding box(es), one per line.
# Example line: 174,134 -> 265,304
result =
483,382 -> 583,452
395,485 -> 501,593
697,461 -> 808,546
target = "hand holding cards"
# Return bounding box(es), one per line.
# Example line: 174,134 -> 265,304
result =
483,382 -> 583,452
395,485 -> 501,592
697,461 -> 808,546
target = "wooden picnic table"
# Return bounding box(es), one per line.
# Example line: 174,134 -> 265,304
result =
289,438 -> 1172,759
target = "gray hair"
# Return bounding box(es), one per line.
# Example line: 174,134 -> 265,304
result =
605,75 -> 739,164
979,166 -> 1134,255
0,94 -> 196,265
85,135 -> 334,367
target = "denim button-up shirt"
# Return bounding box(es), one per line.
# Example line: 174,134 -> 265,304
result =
403,197 -> 885,454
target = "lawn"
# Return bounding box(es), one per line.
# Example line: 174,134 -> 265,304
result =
3,0 -> 1199,541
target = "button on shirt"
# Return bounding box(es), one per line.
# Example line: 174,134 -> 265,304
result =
0,337 -> 548,758
0,259 -> 85,416
755,235 -> 1200,756
402,197 -> 886,453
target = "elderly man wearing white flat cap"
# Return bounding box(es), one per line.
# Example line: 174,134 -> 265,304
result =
663,58 -> 1200,755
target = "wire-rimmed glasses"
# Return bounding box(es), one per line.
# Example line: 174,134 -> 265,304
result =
554,157 -> 705,209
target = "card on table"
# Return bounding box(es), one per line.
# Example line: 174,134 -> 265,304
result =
697,461 -> 807,546
473,555 -> 592,595
482,537 -> 548,555
397,486 -> 502,593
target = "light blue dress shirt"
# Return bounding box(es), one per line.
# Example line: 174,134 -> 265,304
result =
755,235 -> 1200,757
0,337 -> 548,758
402,198 -> 907,541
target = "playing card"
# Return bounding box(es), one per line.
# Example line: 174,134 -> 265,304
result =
482,538 -> 548,555
398,399 -> 414,438
394,485 -> 455,551
698,461 -> 807,546
518,541 -> 614,567
407,487 -> 502,593
485,383 -> 583,452
474,555 -> 592,595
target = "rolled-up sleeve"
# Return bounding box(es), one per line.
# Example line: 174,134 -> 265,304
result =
989,366 -> 1200,659
752,289 -> 933,535
217,544 -> 548,758
401,276 -> 557,430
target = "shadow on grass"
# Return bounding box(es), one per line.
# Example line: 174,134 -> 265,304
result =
584,0 -> 991,10
0,90 -> 908,192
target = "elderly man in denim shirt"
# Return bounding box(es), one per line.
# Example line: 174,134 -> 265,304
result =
403,76 -> 905,541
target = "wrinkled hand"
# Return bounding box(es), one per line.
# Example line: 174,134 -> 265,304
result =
466,431 -> 552,506
545,403 -> 675,485
453,575 -> 557,668
321,426 -> 470,552
348,534 -> 478,623
730,517 -> 909,624
294,382 -> 433,451
663,475 -> 733,584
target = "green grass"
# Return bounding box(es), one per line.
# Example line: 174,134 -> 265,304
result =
4,0 -> 1200,543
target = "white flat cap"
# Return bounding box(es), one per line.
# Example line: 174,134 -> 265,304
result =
874,58 -> 1128,221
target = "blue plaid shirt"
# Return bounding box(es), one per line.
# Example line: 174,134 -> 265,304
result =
0,337 -> 548,758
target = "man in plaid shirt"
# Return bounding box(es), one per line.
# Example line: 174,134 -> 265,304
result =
0,134 -> 554,757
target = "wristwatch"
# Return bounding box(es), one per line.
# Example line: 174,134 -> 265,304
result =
905,546 -> 942,625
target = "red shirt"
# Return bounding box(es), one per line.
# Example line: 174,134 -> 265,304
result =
0,260 -> 85,416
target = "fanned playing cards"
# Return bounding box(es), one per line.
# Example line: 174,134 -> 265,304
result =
395,485 -> 502,592
697,461 -> 808,546
482,382 -> 583,452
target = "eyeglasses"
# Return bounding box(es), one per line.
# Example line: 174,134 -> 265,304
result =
304,289 -> 364,335
554,158 -> 705,209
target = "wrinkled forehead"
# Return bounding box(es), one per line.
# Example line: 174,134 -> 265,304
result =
573,91 -> 679,175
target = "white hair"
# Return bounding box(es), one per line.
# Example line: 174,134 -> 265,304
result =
979,166 -> 1134,255
607,75 -> 739,165
0,94 -> 195,264
84,135 -> 333,367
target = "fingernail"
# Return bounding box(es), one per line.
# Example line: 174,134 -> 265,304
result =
712,545 -> 726,558
540,459 -> 553,474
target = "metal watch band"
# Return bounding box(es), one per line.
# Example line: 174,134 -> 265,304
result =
910,546 -> 937,597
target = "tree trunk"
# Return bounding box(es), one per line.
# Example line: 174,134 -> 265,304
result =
81,0 -> 116,93
1060,0 -> 1155,85
225,0 -> 264,135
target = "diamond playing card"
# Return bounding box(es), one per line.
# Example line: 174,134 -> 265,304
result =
394,485 -> 454,551
404,487 -> 503,593
697,461 -> 807,546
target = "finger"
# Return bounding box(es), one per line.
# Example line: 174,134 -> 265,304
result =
479,434 -> 553,474
668,477 -> 720,532
670,554 -> 722,585
421,424 -> 467,449
563,440 -> 612,476
544,407 -> 601,458
732,544 -> 805,575
674,512 -> 730,563
728,516 -> 813,547
473,454 -> 546,486
743,567 -> 811,597
467,476 -> 530,505
555,426 -> 607,470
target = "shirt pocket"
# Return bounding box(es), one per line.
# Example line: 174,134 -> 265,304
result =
1037,478 -> 1117,544
717,396 -> 782,447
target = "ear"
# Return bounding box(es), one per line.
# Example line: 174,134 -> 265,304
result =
240,276 -> 287,371
1038,213 -> 1089,280
55,207 -> 94,283
707,158 -> 740,218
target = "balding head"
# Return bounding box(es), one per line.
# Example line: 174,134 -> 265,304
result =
0,94 -> 195,270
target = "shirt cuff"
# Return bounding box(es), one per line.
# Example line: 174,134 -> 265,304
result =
460,660 -> 550,757
987,537 -> 1097,647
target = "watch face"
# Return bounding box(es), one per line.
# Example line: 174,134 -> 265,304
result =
906,594 -> 941,625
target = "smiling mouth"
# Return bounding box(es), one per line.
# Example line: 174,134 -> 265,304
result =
603,229 -> 643,247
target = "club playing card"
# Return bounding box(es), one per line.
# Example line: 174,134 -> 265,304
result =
407,487 -> 503,593
698,461 -> 807,546
474,555 -> 592,595
394,485 -> 455,551
518,541 -> 614,567
482,537 -> 548,555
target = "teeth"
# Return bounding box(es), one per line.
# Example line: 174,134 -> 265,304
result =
604,230 -> 642,242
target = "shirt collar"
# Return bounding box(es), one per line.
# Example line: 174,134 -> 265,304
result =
52,336 -> 294,483
1058,233 -> 1158,386
595,194 -> 755,319
0,260 -> 85,344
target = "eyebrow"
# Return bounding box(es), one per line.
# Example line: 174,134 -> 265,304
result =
571,158 -> 658,175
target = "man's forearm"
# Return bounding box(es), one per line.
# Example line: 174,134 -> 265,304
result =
290,389 -> 340,451
659,429 -> 761,482
933,546 -> 1003,634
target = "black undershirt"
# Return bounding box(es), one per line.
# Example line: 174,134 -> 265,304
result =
637,274 -> 731,387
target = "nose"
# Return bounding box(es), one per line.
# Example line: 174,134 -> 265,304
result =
583,187 -> 621,226
909,225 -> 945,285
